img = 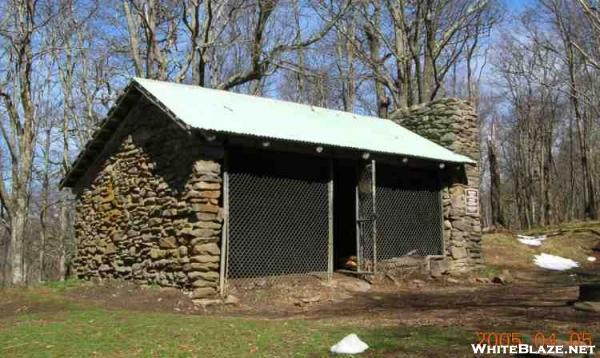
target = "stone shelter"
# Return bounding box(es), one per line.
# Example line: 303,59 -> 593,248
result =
61,78 -> 481,298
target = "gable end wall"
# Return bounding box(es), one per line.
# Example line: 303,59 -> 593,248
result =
72,98 -> 224,298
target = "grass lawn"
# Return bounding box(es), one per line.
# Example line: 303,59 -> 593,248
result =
0,286 -> 472,357
4,222 -> 597,357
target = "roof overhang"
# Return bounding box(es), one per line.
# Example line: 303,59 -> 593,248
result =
61,78 -> 475,189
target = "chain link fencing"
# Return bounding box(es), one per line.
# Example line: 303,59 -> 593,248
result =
375,165 -> 444,269
227,149 -> 330,284
226,152 -> 443,284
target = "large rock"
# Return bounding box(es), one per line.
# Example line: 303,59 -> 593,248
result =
452,219 -> 469,232
195,212 -> 220,222
185,190 -> 220,199
430,259 -> 449,277
184,262 -> 219,272
336,277 -> 371,293
196,271 -> 219,282
192,243 -> 220,256
190,255 -> 219,263
192,279 -> 218,288
192,221 -> 221,229
190,203 -> 220,213
178,246 -> 188,257
159,237 -> 177,249
182,228 -> 220,238
193,160 -> 220,174
190,237 -> 220,245
573,301 -> 600,313
450,246 -> 468,259
491,269 -> 513,285
150,248 -> 167,259
224,295 -> 240,306
191,287 -> 217,299
104,243 -> 117,255
192,182 -> 221,190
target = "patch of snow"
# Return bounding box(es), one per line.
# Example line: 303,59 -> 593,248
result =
517,235 -> 546,247
587,256 -> 597,262
330,334 -> 369,355
534,253 -> 579,271
517,238 -> 543,246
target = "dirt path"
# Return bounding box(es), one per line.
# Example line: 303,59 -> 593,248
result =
3,265 -> 599,339
3,273 -> 593,336
296,285 -> 595,331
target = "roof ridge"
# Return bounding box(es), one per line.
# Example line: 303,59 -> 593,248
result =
132,77 -> 384,123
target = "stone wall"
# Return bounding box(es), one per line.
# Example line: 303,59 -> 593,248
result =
71,99 -> 224,298
391,98 -> 482,272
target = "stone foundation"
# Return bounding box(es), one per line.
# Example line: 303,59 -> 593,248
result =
72,99 -> 224,298
391,98 -> 482,272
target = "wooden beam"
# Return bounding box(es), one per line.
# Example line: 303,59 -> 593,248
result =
371,159 -> 377,273
328,159 -> 334,281
219,152 -> 230,297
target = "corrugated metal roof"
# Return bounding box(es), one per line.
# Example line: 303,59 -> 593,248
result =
133,78 -> 475,164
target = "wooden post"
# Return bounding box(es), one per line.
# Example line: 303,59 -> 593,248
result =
355,174 -> 361,272
328,159 -> 334,280
371,159 -> 377,273
219,153 -> 230,297
438,174 -> 446,257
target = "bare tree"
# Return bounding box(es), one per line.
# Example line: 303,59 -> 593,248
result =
484,1 -> 600,228
543,0 -> 598,219
0,0 -> 46,284
331,0 -> 500,116
487,119 -> 504,228
121,0 -> 349,90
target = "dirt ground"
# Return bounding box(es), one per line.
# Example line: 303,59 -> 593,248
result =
1,268 -> 579,337
3,225 -> 599,340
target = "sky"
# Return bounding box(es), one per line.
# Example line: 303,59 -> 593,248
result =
504,0 -> 534,12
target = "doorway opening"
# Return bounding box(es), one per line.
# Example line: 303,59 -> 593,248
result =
333,160 -> 358,271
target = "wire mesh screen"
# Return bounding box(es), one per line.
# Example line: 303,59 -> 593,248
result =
357,161 -> 376,272
227,149 -> 329,281
376,165 -> 443,261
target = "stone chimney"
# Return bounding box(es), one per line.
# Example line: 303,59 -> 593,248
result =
390,98 -> 482,272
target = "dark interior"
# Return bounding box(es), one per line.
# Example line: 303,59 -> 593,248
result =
376,164 -> 443,258
227,148 -> 330,278
333,160 -> 358,269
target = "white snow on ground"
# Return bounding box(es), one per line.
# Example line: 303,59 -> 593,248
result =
330,334 -> 369,354
588,256 -> 597,262
517,234 -> 546,247
517,238 -> 543,246
534,253 -> 579,271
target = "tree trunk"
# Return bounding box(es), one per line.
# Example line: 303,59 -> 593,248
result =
566,48 -> 597,220
487,125 -> 504,228
8,198 -> 26,285
58,195 -> 69,281
365,0 -> 388,117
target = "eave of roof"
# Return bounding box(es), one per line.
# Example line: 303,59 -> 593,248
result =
60,83 -> 142,188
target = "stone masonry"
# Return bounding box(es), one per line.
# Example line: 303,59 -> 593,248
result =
71,99 -> 224,298
391,98 -> 482,272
